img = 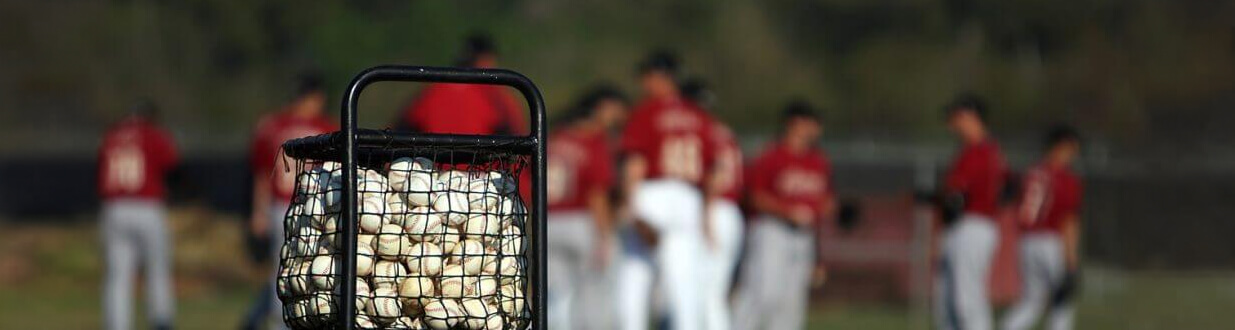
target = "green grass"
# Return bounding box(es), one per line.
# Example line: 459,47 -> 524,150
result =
3,222 -> 1235,329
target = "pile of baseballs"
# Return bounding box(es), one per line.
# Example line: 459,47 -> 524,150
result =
277,157 -> 530,330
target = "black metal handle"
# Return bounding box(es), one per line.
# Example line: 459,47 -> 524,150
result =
335,65 -> 548,330
341,65 -> 546,141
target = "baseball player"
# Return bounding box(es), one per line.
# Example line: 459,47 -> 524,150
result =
97,101 -> 179,330
399,33 -> 527,136
1001,125 -> 1083,330
682,78 -> 745,330
934,94 -> 1007,330
546,85 -> 629,330
732,101 -> 833,330
245,73 -> 336,330
617,51 -> 718,330
398,32 -> 532,201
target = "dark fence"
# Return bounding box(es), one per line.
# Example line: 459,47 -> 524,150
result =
1,153 -> 1232,270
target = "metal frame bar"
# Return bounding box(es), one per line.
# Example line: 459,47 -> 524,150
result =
334,65 -> 547,330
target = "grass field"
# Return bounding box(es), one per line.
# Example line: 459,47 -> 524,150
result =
2,217 -> 1233,329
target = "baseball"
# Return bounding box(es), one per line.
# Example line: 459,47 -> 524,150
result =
404,242 -> 443,276
372,260 -> 407,286
356,244 -> 375,277
404,172 -> 434,206
359,199 -> 387,234
439,265 -> 475,299
385,193 -> 409,223
402,209 -> 444,240
398,276 -> 434,309
371,287 -> 403,322
497,226 -> 524,256
449,239 -> 489,275
491,256 -> 524,284
309,254 -> 336,290
354,314 -> 379,329
498,285 -> 525,315
431,192 -> 471,220
488,173 -> 518,195
495,197 -> 525,216
291,263 -> 314,295
439,227 -> 461,254
357,179 -> 388,203
288,298 -> 313,328
355,279 -> 373,312
467,193 -> 502,213
462,214 -> 500,238
435,170 -> 469,191
298,170 -> 323,195
422,299 -> 464,330
301,196 -> 329,217
363,168 -> 386,183
321,180 -> 342,210
376,224 -> 411,259
464,276 -> 498,298
460,298 -> 500,330
357,234 -> 376,250
391,316 -> 425,329
390,157 -> 434,189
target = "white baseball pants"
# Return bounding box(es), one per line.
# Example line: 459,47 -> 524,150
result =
1001,232 -> 1074,330
101,198 -> 175,330
703,200 -> 744,330
548,211 -> 617,330
934,214 -> 999,330
732,217 -> 814,330
616,225 -> 656,330
628,180 -> 706,330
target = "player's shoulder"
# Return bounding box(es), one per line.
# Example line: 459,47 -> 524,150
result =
254,111 -> 284,131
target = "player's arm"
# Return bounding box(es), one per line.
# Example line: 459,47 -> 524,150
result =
586,186 -> 614,268
249,130 -> 272,236
251,171 -> 271,236
1062,214 -> 1080,270
587,145 -> 617,268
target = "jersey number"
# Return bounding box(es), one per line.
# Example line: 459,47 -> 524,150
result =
661,136 -> 702,182
105,146 -> 146,193
546,158 -> 573,204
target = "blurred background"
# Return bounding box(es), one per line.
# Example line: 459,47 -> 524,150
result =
2,0 -> 1235,329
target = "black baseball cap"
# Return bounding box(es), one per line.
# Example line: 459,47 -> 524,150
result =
943,93 -> 988,122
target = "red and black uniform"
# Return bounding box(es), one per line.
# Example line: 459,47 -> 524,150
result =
547,128 -> 615,212
619,96 -> 717,184
98,117 -> 180,201
249,110 -> 337,203
945,139 -> 1007,219
1018,163 -> 1083,233
402,83 -> 527,135
747,143 -> 833,226
97,116 -> 179,330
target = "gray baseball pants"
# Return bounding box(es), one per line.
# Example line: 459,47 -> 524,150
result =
548,211 -> 618,330
1001,232 -> 1074,330
934,214 -> 999,330
732,216 -> 814,330
101,198 -> 174,330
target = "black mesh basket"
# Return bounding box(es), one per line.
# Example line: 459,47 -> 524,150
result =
276,66 -> 547,330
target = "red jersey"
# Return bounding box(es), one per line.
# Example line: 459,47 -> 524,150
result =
250,111 -> 337,202
1018,164 -> 1082,233
619,96 -> 717,184
547,128 -> 615,212
97,118 -> 179,201
711,120 -> 743,201
748,143 -> 832,225
945,140 -> 1007,218
402,83 -> 527,136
